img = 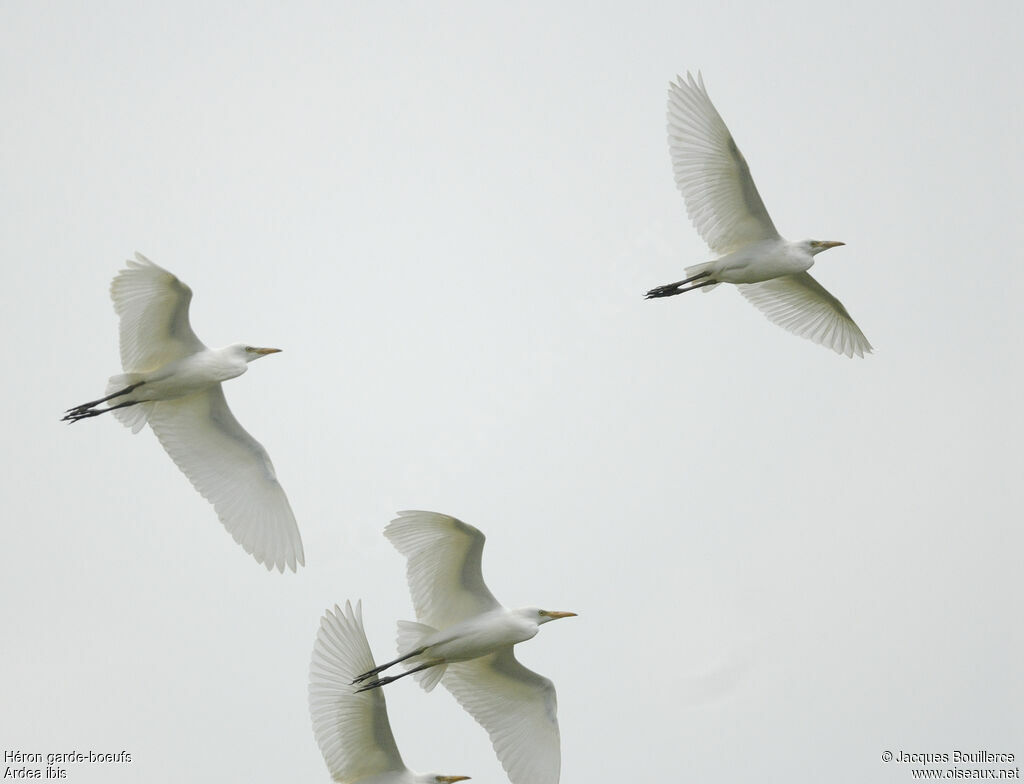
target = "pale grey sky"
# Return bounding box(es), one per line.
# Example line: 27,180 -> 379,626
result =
2,1 -> 1021,782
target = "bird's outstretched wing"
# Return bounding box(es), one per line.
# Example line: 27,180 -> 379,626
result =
738,272 -> 873,358
309,601 -> 407,783
147,385 -> 305,572
443,649 -> 560,784
667,72 -> 780,254
384,511 -> 501,629
110,253 -> 206,373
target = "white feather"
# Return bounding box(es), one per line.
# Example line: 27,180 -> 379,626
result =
110,253 -> 205,372
384,511 -> 500,629
443,650 -> 560,784
738,272 -> 873,358
309,601 -> 406,783
667,72 -> 780,255
147,386 -> 303,572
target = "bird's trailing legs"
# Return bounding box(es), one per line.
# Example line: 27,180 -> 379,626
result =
645,270 -> 716,299
62,382 -> 144,423
64,382 -> 143,414
62,399 -> 139,423
355,661 -> 439,693
351,646 -> 426,685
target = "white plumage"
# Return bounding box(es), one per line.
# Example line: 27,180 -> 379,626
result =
63,253 -> 304,572
353,511 -> 575,784
309,601 -> 470,784
647,72 -> 872,358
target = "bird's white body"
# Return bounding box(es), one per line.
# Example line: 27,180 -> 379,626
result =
310,601 -> 469,784
373,511 -> 574,784
414,608 -> 541,663
357,774 -> 452,784
119,346 -> 250,403
700,237 -> 815,285
648,72 -> 872,357
65,253 -> 304,572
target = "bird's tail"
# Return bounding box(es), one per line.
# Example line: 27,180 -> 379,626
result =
683,261 -> 720,293
646,261 -> 721,299
396,620 -> 447,692
105,373 -> 153,433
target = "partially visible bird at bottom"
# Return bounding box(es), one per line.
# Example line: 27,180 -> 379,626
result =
646,72 -> 872,358
352,510 -> 575,784
310,600 -> 471,784
62,253 -> 304,572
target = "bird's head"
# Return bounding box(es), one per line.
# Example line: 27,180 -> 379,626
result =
807,239 -> 845,256
529,608 -> 578,627
232,344 -> 282,363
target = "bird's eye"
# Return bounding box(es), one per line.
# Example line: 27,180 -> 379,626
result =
538,610 -> 546,617
244,346 -> 254,352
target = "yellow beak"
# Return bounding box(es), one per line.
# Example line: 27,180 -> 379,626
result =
543,611 -> 577,619
437,777 -> 471,783
818,240 -> 845,250
254,347 -> 282,355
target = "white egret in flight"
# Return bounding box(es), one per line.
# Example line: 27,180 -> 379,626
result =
646,72 -> 872,358
309,600 -> 470,784
351,511 -> 575,784
63,253 -> 304,572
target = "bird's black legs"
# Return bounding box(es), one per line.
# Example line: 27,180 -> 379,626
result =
61,399 -> 138,424
64,382 -> 144,414
62,383 -> 144,423
645,270 -> 715,299
351,647 -> 426,684
354,661 -> 437,693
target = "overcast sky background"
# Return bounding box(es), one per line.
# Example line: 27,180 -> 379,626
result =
2,2 -> 1022,782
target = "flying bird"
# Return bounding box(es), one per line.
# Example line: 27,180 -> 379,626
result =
310,600 -> 471,784
352,511 -> 575,784
62,253 -> 304,572
646,72 -> 872,358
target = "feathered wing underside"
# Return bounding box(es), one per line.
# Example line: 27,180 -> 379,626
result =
738,272 -> 873,358
146,385 -> 305,571
309,601 -> 407,783
384,511 -> 501,629
443,649 -> 560,784
110,252 -> 206,372
667,72 -> 780,254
